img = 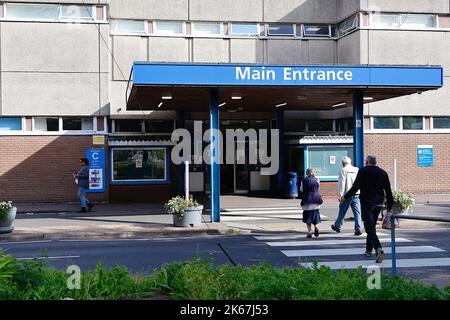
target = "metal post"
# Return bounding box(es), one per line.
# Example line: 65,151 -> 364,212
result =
185,161 -> 189,201
353,90 -> 364,168
277,111 -> 286,197
210,89 -> 220,223
390,214 -> 397,276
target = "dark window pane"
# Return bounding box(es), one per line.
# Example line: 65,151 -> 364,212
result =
373,117 -> 400,129
285,119 -> 307,132
308,120 -> 334,132
267,24 -> 295,36
63,118 -> 82,130
303,25 -> 330,37
403,117 -> 423,130
112,148 -> 166,181
46,118 -> 59,131
145,120 -> 174,133
433,117 -> 450,129
115,119 -> 143,133
336,118 -> 353,132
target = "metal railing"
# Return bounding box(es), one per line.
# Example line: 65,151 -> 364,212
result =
389,213 -> 450,276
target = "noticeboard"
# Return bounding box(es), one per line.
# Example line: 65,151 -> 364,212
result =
417,145 -> 433,167
85,148 -> 106,193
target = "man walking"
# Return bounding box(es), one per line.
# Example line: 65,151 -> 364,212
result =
73,158 -> 94,213
340,155 -> 393,263
331,156 -> 363,236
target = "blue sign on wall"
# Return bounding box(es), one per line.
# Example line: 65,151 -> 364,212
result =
418,145 -> 434,167
132,63 -> 443,88
85,148 -> 106,193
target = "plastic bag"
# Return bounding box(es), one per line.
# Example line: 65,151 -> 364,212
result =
382,211 -> 399,230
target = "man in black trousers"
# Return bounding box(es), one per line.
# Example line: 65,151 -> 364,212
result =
340,155 -> 393,263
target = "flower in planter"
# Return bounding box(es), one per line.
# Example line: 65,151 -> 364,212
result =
164,196 -> 199,218
0,201 -> 13,220
393,190 -> 415,212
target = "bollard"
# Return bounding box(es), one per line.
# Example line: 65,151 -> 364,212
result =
390,214 -> 397,276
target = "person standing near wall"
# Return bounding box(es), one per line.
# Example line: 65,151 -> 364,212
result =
300,168 -> 323,239
332,156 -> 363,236
73,158 -> 94,213
341,155 -> 393,263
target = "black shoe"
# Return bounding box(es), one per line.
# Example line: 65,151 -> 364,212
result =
314,226 -> 319,237
331,224 -> 341,233
375,248 -> 384,263
79,207 -> 87,213
306,233 -> 312,239
355,230 -> 363,236
88,203 -> 94,212
364,251 -> 373,257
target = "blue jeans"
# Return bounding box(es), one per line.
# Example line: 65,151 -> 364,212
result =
334,195 -> 362,232
77,187 -> 90,208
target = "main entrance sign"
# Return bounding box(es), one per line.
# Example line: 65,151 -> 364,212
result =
132,63 -> 443,87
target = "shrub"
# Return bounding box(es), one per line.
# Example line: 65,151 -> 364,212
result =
0,201 -> 13,220
164,196 -> 199,218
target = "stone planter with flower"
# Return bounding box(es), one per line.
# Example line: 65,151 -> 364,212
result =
165,196 -> 203,227
393,190 -> 415,215
0,201 -> 17,234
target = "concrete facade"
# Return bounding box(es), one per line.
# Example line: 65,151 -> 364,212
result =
0,0 -> 449,202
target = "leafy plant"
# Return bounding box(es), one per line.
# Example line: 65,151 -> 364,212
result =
0,201 -> 13,220
393,190 -> 415,211
164,196 -> 199,218
0,250 -> 18,282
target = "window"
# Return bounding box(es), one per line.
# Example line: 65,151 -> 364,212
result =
192,22 -> 221,36
5,3 -> 59,20
338,15 -> 358,35
144,120 -> 174,134
285,119 -> 307,132
111,20 -> 146,34
229,23 -> 259,36
34,117 -> 59,132
115,119 -> 143,133
433,117 -> 450,129
336,118 -> 353,132
303,25 -> 331,37
0,117 -> 22,131
112,148 -> 167,182
62,118 -> 93,131
400,14 -> 436,28
307,146 -> 353,179
373,117 -> 400,129
60,5 -> 93,20
403,116 -> 423,130
308,120 -> 334,132
154,21 -> 184,35
371,14 -> 400,28
267,23 -> 295,36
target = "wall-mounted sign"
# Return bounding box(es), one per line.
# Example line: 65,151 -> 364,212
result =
418,145 -> 433,167
93,135 -> 105,145
86,148 -> 106,193
329,156 -> 336,165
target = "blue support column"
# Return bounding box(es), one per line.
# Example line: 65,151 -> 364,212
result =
210,89 -> 221,222
277,111 -> 286,197
176,112 -> 186,196
353,90 -> 364,169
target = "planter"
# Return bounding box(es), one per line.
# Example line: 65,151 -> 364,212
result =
173,205 -> 203,227
0,207 -> 17,234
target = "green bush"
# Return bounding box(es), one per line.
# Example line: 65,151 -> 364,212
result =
0,251 -> 448,300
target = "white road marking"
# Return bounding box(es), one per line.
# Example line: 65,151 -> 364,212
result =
0,240 -> 53,246
282,246 -> 445,257
255,233 -> 388,241
223,207 -> 300,212
59,239 -> 151,242
222,209 -> 302,215
266,238 -> 412,247
299,258 -> 450,269
17,255 -> 80,261
220,216 -> 275,221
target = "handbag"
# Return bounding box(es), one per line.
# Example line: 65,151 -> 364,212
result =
382,211 -> 399,230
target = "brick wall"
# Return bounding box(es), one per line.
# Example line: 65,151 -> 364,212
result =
0,135 -> 109,203
365,134 -> 450,194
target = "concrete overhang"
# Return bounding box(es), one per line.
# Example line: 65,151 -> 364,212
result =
126,63 -> 443,112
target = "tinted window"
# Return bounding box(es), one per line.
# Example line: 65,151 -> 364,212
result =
373,117 -> 400,129
403,117 -> 423,130
433,117 -> 450,129
308,120 -> 334,132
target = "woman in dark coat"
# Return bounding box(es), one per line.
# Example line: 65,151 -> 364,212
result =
300,168 -> 323,238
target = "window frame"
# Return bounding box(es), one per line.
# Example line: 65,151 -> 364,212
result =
153,20 -> 185,36
191,21 -> 223,37
402,116 -> 425,131
110,19 -> 148,35
59,4 -> 95,22
302,24 -> 332,38
229,22 -> 260,37
369,12 -> 438,30
110,147 -> 170,184
266,23 -> 296,37
431,116 -> 450,131
371,116 -> 401,131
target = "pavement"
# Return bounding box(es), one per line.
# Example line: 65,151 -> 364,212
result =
0,194 -> 449,242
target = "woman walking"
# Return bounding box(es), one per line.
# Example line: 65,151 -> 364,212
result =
300,168 -> 323,238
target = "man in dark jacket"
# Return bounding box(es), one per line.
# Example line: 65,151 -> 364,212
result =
340,155 -> 393,263
73,158 -> 94,213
